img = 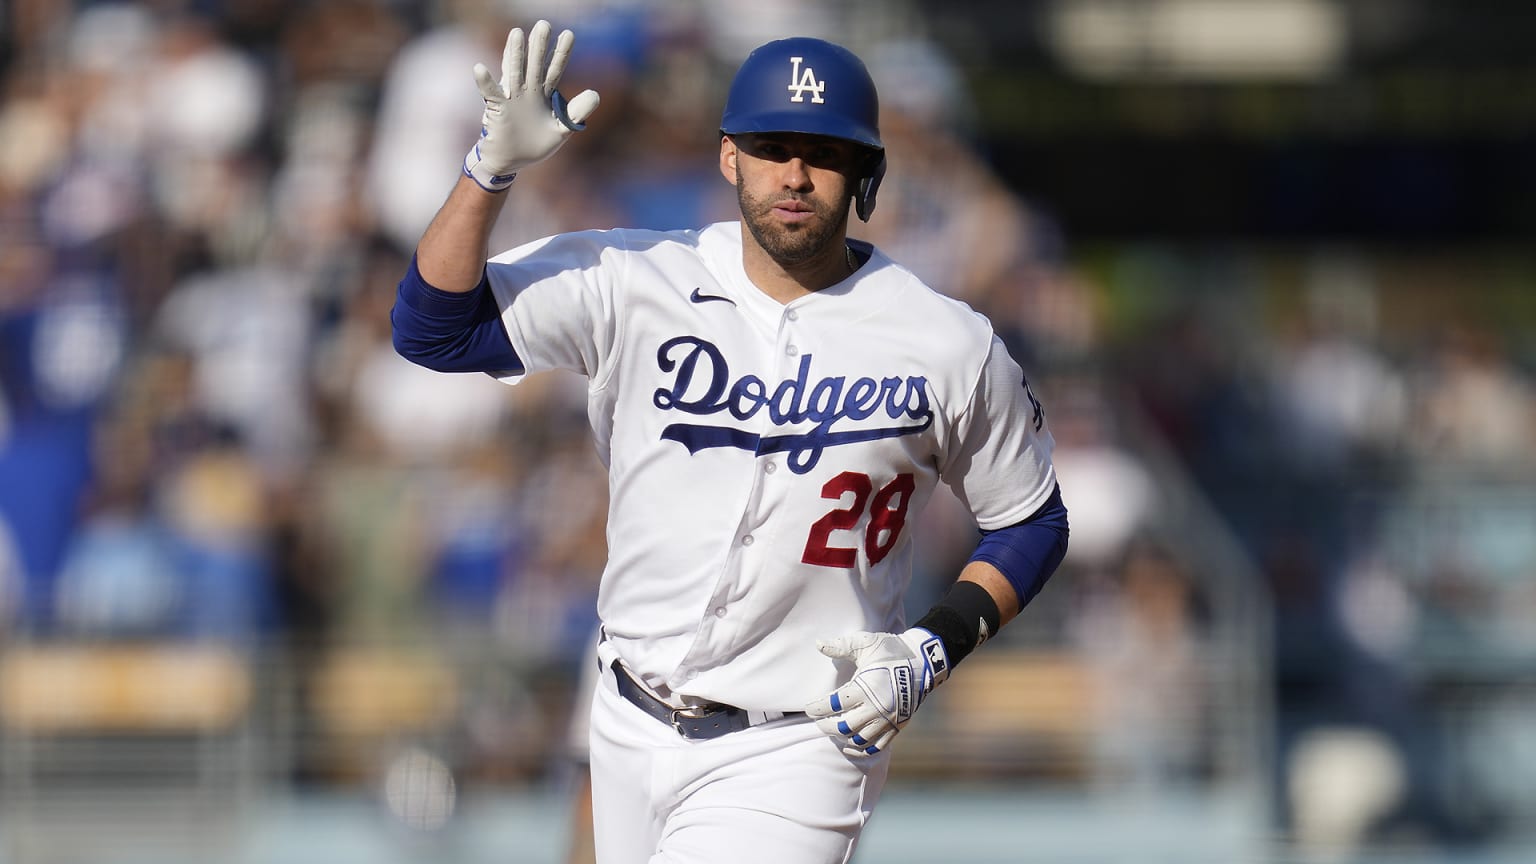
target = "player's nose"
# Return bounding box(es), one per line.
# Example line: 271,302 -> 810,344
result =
782,157 -> 813,190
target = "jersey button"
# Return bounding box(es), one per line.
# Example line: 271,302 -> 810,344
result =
764,462 -> 777,475
714,607 -> 727,619
786,345 -> 799,356
786,309 -> 799,321
742,534 -> 755,546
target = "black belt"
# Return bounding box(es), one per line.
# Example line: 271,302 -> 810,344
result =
610,660 -> 802,740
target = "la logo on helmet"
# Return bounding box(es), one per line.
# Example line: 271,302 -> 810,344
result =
787,56 -> 826,104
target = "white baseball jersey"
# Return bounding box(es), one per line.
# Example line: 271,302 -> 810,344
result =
487,221 -> 1056,710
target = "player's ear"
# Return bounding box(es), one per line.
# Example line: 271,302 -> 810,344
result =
719,135 -> 739,186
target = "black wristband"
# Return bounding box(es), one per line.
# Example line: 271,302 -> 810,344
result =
913,580 -> 1003,667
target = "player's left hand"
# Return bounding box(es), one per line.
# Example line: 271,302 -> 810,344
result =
804,628 -> 950,757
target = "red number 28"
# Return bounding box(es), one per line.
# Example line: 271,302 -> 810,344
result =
801,472 -> 916,568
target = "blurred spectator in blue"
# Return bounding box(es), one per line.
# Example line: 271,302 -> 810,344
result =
52,446 -> 182,637
159,424 -> 278,642
591,15 -> 737,231
52,345 -> 276,642
0,2 -> 150,632
0,232 -> 129,634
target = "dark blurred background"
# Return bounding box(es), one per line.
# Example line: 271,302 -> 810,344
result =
0,2 -> 1532,863
940,0 -> 1536,242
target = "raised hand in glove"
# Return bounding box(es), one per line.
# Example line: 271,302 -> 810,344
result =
463,20 -> 601,191
804,628 -> 950,757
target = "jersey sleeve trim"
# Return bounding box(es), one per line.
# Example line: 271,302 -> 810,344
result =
391,254 -> 524,375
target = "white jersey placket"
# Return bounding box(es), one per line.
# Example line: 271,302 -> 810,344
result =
667,295 -> 811,693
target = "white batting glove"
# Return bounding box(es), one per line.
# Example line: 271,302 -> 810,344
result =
804,628 -> 950,757
463,20 -> 601,192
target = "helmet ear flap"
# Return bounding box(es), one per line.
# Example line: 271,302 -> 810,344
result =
855,153 -> 886,222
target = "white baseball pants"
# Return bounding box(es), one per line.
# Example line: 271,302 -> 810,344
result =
586,662 -> 891,864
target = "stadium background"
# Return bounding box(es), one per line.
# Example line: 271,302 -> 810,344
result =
0,1 -> 1533,862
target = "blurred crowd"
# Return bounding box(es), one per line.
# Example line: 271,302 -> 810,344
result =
1,0 -> 1534,852
0,0 -> 1040,783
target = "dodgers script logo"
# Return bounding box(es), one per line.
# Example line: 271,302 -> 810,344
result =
652,336 -> 932,474
787,56 -> 826,104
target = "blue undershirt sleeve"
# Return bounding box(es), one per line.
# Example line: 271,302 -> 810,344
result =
391,254 -> 524,375
967,483 -> 1070,608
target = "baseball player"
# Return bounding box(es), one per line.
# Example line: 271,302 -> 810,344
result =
392,21 -> 1070,864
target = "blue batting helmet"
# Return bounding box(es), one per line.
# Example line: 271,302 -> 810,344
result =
720,37 -> 886,221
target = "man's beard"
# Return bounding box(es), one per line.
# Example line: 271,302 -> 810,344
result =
737,169 -> 850,266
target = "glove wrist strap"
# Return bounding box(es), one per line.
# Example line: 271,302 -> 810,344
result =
913,580 -> 1002,668
463,144 -> 518,192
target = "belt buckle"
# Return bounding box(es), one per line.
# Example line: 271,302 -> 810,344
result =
672,704 -> 712,728
669,704 -> 715,736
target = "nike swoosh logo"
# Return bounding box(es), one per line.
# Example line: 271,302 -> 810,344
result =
690,287 -> 736,306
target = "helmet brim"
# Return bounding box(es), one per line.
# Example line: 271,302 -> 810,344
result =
720,110 -> 882,152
